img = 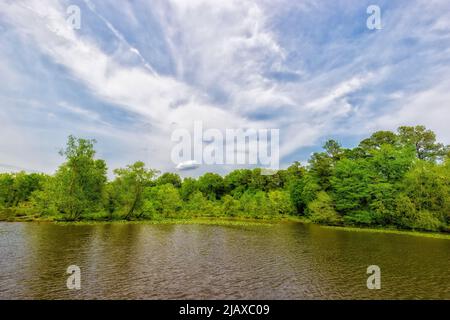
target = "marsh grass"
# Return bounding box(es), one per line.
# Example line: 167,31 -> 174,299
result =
2,209 -> 449,240
322,225 -> 450,240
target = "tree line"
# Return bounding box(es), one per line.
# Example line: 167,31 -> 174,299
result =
0,125 -> 449,232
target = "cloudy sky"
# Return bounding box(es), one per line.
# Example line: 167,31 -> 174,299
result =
0,0 -> 449,176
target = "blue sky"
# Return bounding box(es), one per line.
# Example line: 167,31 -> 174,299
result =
0,0 -> 449,177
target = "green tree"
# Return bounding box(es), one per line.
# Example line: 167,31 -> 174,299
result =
2,125 -> 449,231
370,145 -> 415,181
155,172 -> 182,188
112,161 -> 158,220
268,190 -> 295,215
221,194 -> 241,217
308,152 -> 334,191
331,158 -> 372,214
284,161 -> 306,185
10,172 -> 45,207
31,175 -> 59,216
183,191 -> 221,216
398,125 -> 448,161
323,139 -> 344,160
359,130 -> 398,151
180,177 -> 198,201
307,191 -> 340,225
197,173 -> 224,200
103,182 -> 119,220
0,173 -> 14,208
249,168 -> 269,192
331,144 -> 416,225
289,173 -> 320,214
144,184 -> 182,218
400,160 -> 450,224
34,136 -> 107,220
224,169 -> 252,196
238,191 -> 270,217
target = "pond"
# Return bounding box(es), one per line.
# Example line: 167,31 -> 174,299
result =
0,222 -> 449,299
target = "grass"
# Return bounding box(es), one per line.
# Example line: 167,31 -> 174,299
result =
1,209 -> 449,240
0,207 -> 307,227
321,225 -> 450,240
54,216 -> 305,227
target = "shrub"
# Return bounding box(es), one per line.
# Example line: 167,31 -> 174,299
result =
409,210 -> 443,232
239,191 -> 270,217
221,195 -> 240,217
80,211 -> 111,221
307,192 -> 340,225
144,184 -> 182,218
393,194 -> 417,228
141,200 -> 159,220
342,211 -> 375,226
183,191 -> 222,217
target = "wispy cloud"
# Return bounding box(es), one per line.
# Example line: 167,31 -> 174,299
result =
0,0 -> 449,175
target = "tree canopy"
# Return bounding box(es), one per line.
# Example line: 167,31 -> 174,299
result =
1,126 -> 449,233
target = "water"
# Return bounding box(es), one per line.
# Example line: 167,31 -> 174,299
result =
0,222 -> 449,299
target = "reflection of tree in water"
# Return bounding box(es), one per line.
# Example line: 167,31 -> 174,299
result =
12,223 -> 450,299
306,224 -> 450,299
303,224 -> 377,299
231,222 -> 323,299
20,223 -> 95,299
77,223 -> 181,299
19,223 -> 154,299
84,223 -> 144,299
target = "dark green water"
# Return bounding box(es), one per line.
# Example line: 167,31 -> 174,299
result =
0,222 -> 449,299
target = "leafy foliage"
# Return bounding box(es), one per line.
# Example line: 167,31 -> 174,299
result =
1,126 -> 449,233
111,161 -> 158,220
307,192 -> 340,225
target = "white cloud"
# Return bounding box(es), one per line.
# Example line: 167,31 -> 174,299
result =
369,76 -> 450,142
0,0 -> 449,175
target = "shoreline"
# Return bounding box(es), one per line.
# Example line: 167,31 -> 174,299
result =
2,215 -> 450,240
320,225 -> 450,240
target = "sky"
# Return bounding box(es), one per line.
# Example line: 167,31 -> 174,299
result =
0,0 -> 449,177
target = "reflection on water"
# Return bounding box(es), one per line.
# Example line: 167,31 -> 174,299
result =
0,222 -> 449,299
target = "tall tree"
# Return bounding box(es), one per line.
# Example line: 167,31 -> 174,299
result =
112,161 -> 158,220
308,152 -> 334,191
197,173 -> 224,200
323,139 -> 344,160
180,177 -> 198,201
398,125 -> 448,161
0,173 -> 14,208
36,136 -> 107,220
144,184 -> 182,217
359,130 -> 398,151
10,172 -> 45,207
224,169 -> 252,197
155,172 -> 182,188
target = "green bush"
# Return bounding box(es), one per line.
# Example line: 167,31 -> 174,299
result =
140,200 -> 159,220
144,184 -> 183,218
307,192 -> 341,225
183,191 -> 222,217
409,210 -> 444,232
221,195 -> 241,217
268,190 -> 295,215
393,194 -> 417,228
80,211 -> 111,221
239,191 -> 270,217
342,211 -> 375,226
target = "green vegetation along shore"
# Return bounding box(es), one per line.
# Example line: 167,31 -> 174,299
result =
1,125 -> 449,235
